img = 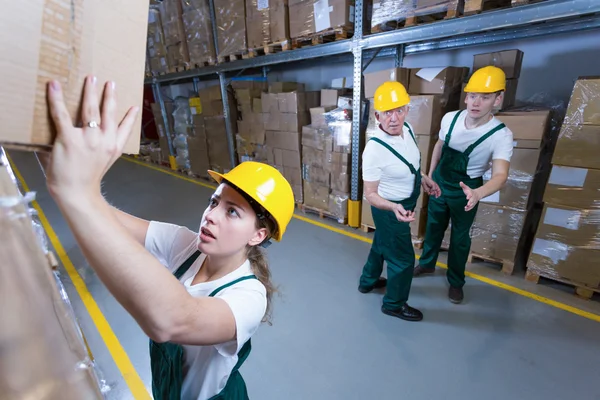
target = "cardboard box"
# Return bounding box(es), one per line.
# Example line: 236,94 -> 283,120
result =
302,146 -> 326,167
262,93 -> 280,114
473,204 -> 526,238
416,134 -> 435,174
409,67 -> 465,95
2,1 -> 147,153
310,106 -> 337,127
536,203 -> 600,248
269,82 -> 305,93
481,148 -> 540,209
270,0 -> 290,42
473,49 -> 524,79
278,91 -> 320,113
496,110 -> 551,148
303,181 -> 331,210
290,0 -> 354,38
553,125 -> 600,169
302,126 -> 333,150
274,148 -> 301,168
543,166 -> 600,209
302,165 -> 331,186
266,131 -> 301,151
280,112 -> 310,132
253,98 -> 263,113
283,166 -> 303,186
187,136 -> 210,178
564,77 -> 600,125
364,68 -> 411,98
214,0 -> 247,57
321,89 -> 350,107
329,190 -> 349,219
159,137 -> 171,162
331,170 -> 350,192
470,229 -> 519,262
406,95 -> 444,136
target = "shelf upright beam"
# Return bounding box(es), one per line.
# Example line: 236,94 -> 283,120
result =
151,80 -> 177,170
395,44 -> 405,68
348,0 -> 365,228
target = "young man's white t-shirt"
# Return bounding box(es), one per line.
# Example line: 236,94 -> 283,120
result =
362,123 -> 421,201
439,110 -> 514,178
144,221 -> 267,400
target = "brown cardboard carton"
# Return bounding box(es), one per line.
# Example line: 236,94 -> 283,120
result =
409,67 -> 465,95
283,166 -> 303,187
261,93 -> 280,113
406,95 -> 444,136
321,89 -> 350,107
364,68 -> 411,98
159,137 -> 171,162
473,204 -> 526,238
543,166 -> 600,210
278,92 -> 319,113
473,49 -> 524,79
303,181 -> 331,210
274,148 -> 301,168
416,134 -> 435,174
266,131 -> 301,151
2,0 -> 147,153
214,0 -> 247,57
253,98 -> 263,113
246,13 -> 270,49
302,146 -> 325,167
536,203 -> 600,248
553,125 -> 600,169
470,229 -> 519,261
270,0 -> 290,42
310,106 -> 337,127
302,126 -> 332,150
280,112 -> 310,132
331,170 -> 350,193
187,136 -> 210,178
269,82 -> 305,93
564,77 -> 600,125
290,0 -> 354,38
495,110 -> 551,148
302,165 -> 331,186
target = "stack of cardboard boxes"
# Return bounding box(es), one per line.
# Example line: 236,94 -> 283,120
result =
289,0 -> 355,38
301,89 -> 353,221
214,0 -> 247,58
181,0 -> 217,66
150,102 -> 175,164
246,0 -> 290,49
147,5 -> 169,75
232,80 -> 269,163
261,83 -> 320,202
527,77 -> 600,291
159,0 -> 190,72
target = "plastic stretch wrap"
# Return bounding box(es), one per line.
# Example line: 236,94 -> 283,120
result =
214,0 -> 247,57
205,116 -> 232,173
182,0 -> 217,65
553,124 -> 600,170
563,77 -> 600,126
544,166 -> 600,210
160,0 -> 190,69
324,107 -> 352,153
0,163 -> 106,399
329,191 -> 349,220
289,0 -> 355,39
147,7 -> 169,74
481,156 -> 536,210
472,204 -> 526,239
246,0 -> 271,49
172,97 -> 192,169
371,0 -> 414,28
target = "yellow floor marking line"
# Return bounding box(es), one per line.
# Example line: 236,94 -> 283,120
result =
126,156 -> 600,323
9,157 -> 151,400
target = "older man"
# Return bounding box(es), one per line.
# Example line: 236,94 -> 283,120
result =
358,81 -> 441,321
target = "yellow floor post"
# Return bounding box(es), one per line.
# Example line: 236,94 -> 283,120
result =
168,155 -> 177,171
348,199 -> 361,228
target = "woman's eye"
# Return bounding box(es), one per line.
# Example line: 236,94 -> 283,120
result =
228,208 -> 239,217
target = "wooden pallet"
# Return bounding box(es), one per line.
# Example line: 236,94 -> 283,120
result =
243,47 -> 266,59
291,27 -> 353,49
298,204 -> 347,224
264,39 -> 292,54
217,52 -> 245,63
525,270 -> 599,300
467,252 -> 515,275
511,0 -> 545,6
361,224 -> 375,233
413,238 -> 424,250
371,2 -> 461,33
464,0 -> 512,16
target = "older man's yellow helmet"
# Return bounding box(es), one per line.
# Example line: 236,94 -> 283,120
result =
374,81 -> 410,112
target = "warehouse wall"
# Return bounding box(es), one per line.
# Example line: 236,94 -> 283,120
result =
268,29 -> 600,107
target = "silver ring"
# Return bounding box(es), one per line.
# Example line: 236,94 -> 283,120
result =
87,121 -> 99,128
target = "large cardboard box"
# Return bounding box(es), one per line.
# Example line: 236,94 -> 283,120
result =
364,68 -> 411,98
302,126 -> 333,150
553,125 -> 600,169
269,82 -> 305,93
471,229 -> 519,261
310,106 -> 337,127
564,77 -> 600,125
473,49 -> 524,79
266,131 -> 301,151
405,95 -> 444,136
409,67 -> 466,95
187,136 -> 210,178
246,0 -> 271,48
2,1 -> 147,154
303,181 -> 330,210
214,0 -> 247,57
270,0 -> 291,42
321,89 -> 350,107
290,0 -> 354,38
473,204 -> 526,238
278,92 -> 320,113
543,166 -> 600,210
496,110 -> 551,149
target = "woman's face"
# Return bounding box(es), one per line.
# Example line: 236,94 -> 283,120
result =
198,183 -> 267,256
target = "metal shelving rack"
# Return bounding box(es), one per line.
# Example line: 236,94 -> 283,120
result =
146,0 -> 600,227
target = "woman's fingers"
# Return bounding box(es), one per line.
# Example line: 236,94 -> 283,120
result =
82,75 -> 101,128
116,106 -> 140,149
101,81 -> 117,132
47,80 -> 74,134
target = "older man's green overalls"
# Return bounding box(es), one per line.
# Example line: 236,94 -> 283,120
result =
360,123 -> 421,311
149,250 -> 257,399
419,110 -> 506,288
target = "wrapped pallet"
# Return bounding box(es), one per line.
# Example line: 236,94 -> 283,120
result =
289,0 -> 355,38
181,0 -> 217,66
371,0 -> 461,33
232,79 -> 269,163
215,0 -> 248,58
160,0 -> 191,72
147,5 -> 169,74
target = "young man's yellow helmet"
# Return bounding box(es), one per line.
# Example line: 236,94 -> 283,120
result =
208,162 -> 295,241
464,66 -> 506,93
374,81 -> 410,112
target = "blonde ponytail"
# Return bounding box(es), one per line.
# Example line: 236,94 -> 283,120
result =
247,246 -> 276,325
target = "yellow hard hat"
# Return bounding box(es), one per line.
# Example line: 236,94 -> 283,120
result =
464,66 -> 506,93
208,162 -> 294,241
374,81 -> 410,112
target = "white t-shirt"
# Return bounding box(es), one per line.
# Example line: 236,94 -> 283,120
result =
144,221 -> 267,400
439,110 -> 514,178
362,123 -> 421,201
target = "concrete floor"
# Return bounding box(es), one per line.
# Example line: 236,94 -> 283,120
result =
9,151 -> 600,400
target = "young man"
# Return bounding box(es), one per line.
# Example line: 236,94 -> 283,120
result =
359,81 -> 441,321
413,66 -> 514,304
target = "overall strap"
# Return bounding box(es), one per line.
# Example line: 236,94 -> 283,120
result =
403,122 -> 418,146
445,110 -> 464,146
370,137 -> 418,175
464,122 -> 506,156
173,250 -> 202,280
208,275 -> 258,297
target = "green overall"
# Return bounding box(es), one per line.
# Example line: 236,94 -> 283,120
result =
149,250 -> 257,400
360,123 -> 422,311
419,110 -> 506,288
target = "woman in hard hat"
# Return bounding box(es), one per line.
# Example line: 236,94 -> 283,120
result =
413,66 -> 514,304
359,81 -> 441,321
43,75 -> 295,399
